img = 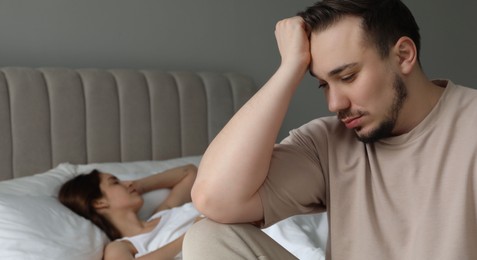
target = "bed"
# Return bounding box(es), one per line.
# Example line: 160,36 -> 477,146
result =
0,67 -> 327,259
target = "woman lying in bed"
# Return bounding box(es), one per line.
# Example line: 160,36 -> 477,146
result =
58,164 -> 203,260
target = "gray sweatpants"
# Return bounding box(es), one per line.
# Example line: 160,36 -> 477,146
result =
183,218 -> 298,260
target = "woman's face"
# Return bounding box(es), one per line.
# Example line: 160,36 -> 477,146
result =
97,172 -> 144,212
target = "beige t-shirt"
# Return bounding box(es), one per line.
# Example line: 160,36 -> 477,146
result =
259,80 -> 477,260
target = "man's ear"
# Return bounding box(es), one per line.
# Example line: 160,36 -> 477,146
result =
393,36 -> 418,75
93,198 -> 109,210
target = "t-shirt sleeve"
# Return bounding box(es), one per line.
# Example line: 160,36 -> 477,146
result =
259,129 -> 327,228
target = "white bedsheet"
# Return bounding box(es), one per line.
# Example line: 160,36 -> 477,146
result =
263,213 -> 327,260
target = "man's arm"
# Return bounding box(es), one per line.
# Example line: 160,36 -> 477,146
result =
192,17 -> 311,224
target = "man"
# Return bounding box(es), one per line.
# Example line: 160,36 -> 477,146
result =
183,0 -> 477,259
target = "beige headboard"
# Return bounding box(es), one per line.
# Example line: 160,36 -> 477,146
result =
0,67 -> 256,180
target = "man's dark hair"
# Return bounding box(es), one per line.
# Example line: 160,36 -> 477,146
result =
298,0 -> 421,61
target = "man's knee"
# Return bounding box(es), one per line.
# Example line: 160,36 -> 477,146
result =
183,219 -> 297,260
183,219 -> 234,259
185,218 -> 222,242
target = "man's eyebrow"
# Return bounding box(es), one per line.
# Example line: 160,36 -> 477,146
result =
328,63 -> 358,77
308,62 -> 358,79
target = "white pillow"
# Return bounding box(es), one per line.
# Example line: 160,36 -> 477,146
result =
0,194 -> 107,260
0,156 -> 202,260
0,163 -> 77,196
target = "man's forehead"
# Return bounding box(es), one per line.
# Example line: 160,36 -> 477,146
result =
308,18 -> 369,79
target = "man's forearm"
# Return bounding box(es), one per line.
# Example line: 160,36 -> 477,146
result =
192,63 -> 307,223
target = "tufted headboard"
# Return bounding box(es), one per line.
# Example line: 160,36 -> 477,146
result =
0,67 -> 256,180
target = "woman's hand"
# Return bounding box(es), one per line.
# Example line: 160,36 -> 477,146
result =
130,180 -> 146,195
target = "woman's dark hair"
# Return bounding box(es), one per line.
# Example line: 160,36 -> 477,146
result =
298,0 -> 421,62
58,169 -> 122,240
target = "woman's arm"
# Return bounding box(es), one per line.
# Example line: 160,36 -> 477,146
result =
133,164 -> 197,194
103,241 -> 137,260
133,164 -> 197,212
103,237 -> 184,260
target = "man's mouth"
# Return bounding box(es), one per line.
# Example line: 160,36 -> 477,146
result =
342,115 -> 362,129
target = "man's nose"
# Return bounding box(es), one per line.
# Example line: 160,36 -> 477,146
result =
326,86 -> 350,113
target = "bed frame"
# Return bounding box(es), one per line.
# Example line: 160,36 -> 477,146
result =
0,67 -> 256,180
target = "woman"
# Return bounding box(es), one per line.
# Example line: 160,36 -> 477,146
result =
59,164 -> 202,260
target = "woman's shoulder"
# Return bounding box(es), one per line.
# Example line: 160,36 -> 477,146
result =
103,240 -> 137,260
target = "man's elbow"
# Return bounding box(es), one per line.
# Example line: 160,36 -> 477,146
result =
191,185 -> 236,223
191,184 -> 263,224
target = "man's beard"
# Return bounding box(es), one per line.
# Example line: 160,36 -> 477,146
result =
356,75 -> 408,143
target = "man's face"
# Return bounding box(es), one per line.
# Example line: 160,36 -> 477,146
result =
309,16 -> 407,143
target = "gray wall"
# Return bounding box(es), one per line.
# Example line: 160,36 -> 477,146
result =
0,0 -> 475,141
